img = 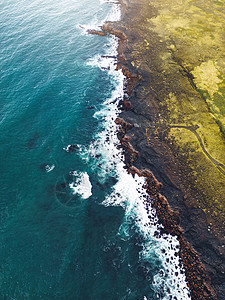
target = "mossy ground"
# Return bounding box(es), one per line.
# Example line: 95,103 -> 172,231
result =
152,0 -> 225,233
121,0 -> 225,236
148,0 -> 225,133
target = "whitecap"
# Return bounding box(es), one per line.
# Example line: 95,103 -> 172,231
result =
69,171 -> 92,199
45,164 -> 55,172
63,144 -> 79,153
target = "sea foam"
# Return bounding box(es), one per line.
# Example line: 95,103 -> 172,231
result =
45,164 -> 55,172
83,1 -> 191,299
69,171 -> 92,200
77,0 -> 121,34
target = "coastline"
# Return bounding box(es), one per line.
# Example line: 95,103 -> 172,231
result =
100,0 -> 225,299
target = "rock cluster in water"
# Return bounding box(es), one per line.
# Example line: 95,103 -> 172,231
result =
87,29 -> 107,36
64,144 -> 78,153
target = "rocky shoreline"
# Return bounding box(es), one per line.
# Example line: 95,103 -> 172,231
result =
111,24 -> 217,296
88,0 -> 225,298
115,116 -> 216,300
116,0 -> 225,299
91,0 -> 225,298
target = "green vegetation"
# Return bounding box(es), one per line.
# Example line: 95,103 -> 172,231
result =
132,0 -> 225,230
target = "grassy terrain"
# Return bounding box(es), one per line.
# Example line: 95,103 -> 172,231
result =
122,0 -> 225,236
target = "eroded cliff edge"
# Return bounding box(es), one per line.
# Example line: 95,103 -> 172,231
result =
104,0 -> 225,298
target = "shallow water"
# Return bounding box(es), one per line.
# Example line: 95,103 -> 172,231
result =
0,1 -> 190,299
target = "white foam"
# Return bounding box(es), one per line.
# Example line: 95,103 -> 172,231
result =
69,171 -> 92,199
86,35 -> 119,72
63,144 -> 72,152
45,164 -> 55,172
104,1 -> 121,22
100,0 -> 119,3
63,144 -> 80,152
102,171 -> 191,299
77,0 -> 121,35
82,1 -> 191,299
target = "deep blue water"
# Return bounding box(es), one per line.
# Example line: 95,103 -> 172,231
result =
0,1 -> 191,299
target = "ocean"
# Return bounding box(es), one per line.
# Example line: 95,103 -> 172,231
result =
0,0 -> 190,299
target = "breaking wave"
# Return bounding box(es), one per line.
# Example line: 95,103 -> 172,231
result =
79,1 -> 192,299
69,171 -> 92,200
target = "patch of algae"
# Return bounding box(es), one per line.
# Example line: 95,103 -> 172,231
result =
192,61 -> 225,133
148,0 -> 225,133
142,0 -> 225,229
192,61 -> 223,98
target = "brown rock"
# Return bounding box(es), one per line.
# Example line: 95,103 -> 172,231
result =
87,29 -> 107,36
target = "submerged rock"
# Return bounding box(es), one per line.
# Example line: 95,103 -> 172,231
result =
63,144 -> 78,153
40,163 -> 55,173
87,29 -> 107,36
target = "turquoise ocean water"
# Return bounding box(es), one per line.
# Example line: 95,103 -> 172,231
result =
0,1 -> 191,299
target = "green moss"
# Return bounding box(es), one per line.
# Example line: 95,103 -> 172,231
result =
122,0 -> 225,229
192,61 -> 222,98
142,0 -> 225,227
